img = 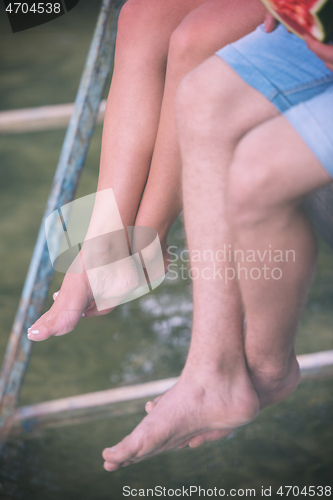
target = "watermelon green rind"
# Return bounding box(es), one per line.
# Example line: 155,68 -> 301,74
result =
260,0 -> 333,42
310,0 -> 333,42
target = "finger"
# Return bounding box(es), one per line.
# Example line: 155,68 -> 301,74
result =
264,12 -> 278,33
304,35 -> 333,66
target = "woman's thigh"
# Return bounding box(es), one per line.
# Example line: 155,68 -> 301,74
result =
117,0 -> 265,62
170,0 -> 266,60
116,0 -> 210,55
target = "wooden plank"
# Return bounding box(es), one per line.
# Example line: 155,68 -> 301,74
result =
10,378 -> 179,436
13,378 -> 179,421
0,0 -> 124,453
0,101 -> 107,134
297,349 -> 333,379
9,350 -> 333,437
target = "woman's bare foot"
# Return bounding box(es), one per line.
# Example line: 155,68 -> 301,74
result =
27,271 -> 95,341
27,249 -> 140,341
26,264 -> 140,341
27,239 -> 170,341
102,368 -> 259,471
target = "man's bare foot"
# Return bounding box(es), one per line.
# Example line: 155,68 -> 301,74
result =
249,354 -> 301,410
144,355 -> 301,449
102,369 -> 259,471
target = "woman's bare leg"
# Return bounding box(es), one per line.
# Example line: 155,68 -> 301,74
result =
135,0 -> 266,248
98,0 -> 214,228
86,0 -> 266,319
27,0 -> 210,340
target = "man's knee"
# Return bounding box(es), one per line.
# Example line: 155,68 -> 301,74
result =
176,63 -> 211,122
228,136 -> 280,228
176,58 -> 245,138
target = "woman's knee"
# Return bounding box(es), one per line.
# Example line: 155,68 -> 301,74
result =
117,0 -> 146,43
176,57 -> 248,138
168,16 -> 207,70
168,0 -> 265,72
116,0 -> 171,51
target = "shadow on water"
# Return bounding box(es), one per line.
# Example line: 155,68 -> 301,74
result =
0,1 -> 333,498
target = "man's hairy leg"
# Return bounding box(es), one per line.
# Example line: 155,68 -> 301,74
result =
102,57 -> 279,470
181,113 -> 332,449
228,114 -> 332,410
144,78 -> 332,450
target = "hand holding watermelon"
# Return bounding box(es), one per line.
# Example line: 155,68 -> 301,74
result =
260,0 -> 333,42
264,11 -> 279,31
263,10 -> 333,70
305,34 -> 333,69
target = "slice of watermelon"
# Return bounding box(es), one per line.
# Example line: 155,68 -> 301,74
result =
261,0 -> 333,42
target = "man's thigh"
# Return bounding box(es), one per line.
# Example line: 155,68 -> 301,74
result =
231,112 -> 332,208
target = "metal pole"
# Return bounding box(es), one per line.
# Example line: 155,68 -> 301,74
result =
0,0 -> 123,452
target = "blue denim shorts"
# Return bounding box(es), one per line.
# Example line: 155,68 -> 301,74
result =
216,24 -> 333,177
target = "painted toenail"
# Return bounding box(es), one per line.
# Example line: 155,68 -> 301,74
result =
31,330 -> 39,334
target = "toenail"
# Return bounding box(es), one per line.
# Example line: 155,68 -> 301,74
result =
82,313 -> 85,317
106,446 -> 117,452
31,330 -> 39,334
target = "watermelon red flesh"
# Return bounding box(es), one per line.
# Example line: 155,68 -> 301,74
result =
261,0 -> 333,42
274,0 -> 317,35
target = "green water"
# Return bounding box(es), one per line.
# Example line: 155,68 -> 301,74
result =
0,2 -> 333,498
